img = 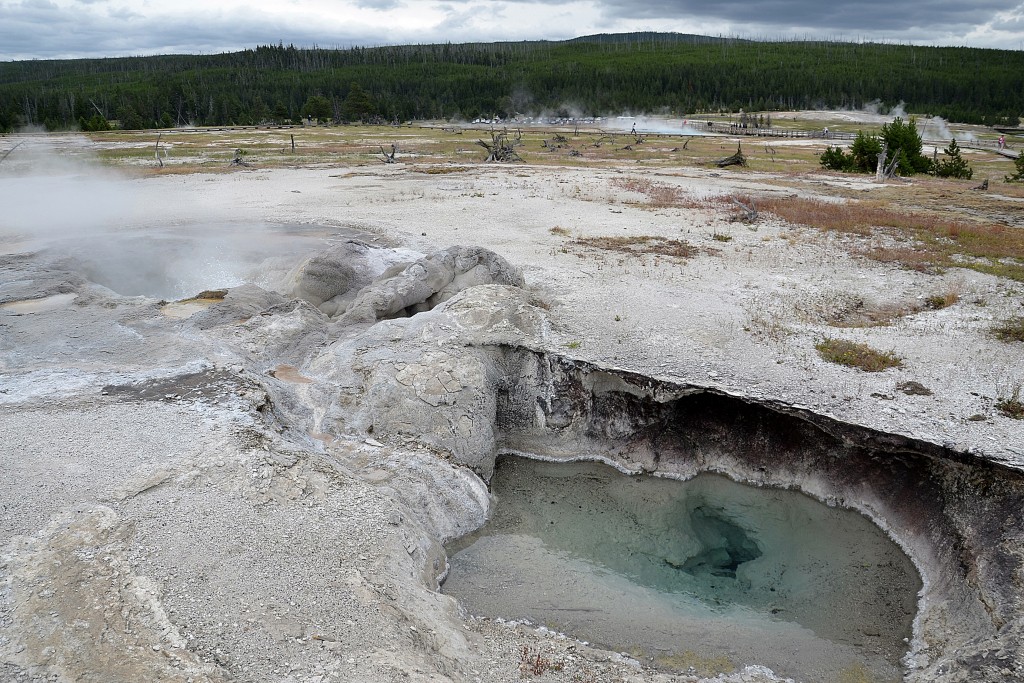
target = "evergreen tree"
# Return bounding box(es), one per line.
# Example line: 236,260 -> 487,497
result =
301,95 -> 333,123
820,145 -> 854,171
1006,154 -> 1024,183
880,117 -> 931,175
934,139 -> 973,179
341,83 -> 375,121
850,131 -> 883,172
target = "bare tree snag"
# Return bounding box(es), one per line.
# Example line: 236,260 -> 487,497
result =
716,143 -> 747,168
230,149 -> 251,167
875,143 -> 889,180
154,133 -> 164,168
476,129 -> 523,162
380,144 -> 397,163
972,178 -> 989,191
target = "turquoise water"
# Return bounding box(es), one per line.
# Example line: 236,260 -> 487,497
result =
443,457 -> 921,682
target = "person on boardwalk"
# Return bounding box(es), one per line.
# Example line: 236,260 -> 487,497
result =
998,135 -> 1006,150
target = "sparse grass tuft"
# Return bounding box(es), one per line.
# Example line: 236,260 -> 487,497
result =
815,338 -> 903,371
996,385 -> 1024,420
518,646 -> 564,677
924,289 -> 960,310
992,316 -> 1024,342
549,225 -> 571,236
711,231 -> 733,242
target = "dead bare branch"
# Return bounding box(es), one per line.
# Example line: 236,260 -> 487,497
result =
0,142 -> 24,166
729,196 -> 758,223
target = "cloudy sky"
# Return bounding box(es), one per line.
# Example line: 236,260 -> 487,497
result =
1,0 -> 1023,61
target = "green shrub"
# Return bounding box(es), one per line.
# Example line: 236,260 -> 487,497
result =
820,145 -> 854,171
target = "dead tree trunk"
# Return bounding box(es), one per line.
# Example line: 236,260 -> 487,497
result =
875,143 -> 889,180
716,143 -> 747,167
380,144 -> 397,163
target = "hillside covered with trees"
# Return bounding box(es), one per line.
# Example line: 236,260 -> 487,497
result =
1,33 -> 1022,133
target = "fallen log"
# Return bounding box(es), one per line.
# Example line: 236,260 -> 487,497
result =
716,143 -> 747,168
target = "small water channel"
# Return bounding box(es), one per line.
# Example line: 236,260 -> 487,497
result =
443,457 -> 921,682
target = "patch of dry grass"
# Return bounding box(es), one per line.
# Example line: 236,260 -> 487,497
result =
416,165 -> 471,174
992,316 -> 1024,342
756,195 -> 1024,281
572,235 -> 698,259
816,337 -> 903,371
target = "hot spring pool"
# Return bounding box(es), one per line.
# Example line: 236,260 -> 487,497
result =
442,457 -> 921,681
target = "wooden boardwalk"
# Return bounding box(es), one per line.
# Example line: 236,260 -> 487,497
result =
688,121 -> 1018,158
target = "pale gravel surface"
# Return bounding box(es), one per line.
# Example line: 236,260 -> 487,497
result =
122,161 -> 1024,466
1,132 -> 1022,683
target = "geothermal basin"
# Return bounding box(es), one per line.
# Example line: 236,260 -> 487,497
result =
2,131 -> 1023,683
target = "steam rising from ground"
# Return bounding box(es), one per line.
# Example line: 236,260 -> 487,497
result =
0,136 -> 321,300
0,136 -> 139,246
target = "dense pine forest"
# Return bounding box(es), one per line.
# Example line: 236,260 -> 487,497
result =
1,33 -> 1022,133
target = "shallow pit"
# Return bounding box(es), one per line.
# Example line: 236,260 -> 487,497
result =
0,293 -> 78,315
443,456 -> 921,682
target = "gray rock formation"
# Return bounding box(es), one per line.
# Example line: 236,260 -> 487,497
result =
282,240 -> 379,317
337,245 -> 525,325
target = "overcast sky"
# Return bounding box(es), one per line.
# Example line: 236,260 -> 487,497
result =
1,0 -> 1023,61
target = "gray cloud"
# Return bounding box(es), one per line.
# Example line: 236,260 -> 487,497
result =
0,0 -> 1022,60
0,3 -> 389,59
352,0 -> 405,9
597,0 -> 1017,34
